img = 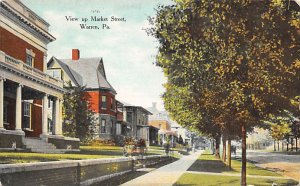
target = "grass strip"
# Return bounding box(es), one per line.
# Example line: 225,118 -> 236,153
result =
175,173 -> 298,186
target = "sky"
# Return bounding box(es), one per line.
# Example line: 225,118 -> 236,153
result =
21,0 -> 173,111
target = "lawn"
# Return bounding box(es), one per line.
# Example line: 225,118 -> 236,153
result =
174,151 -> 299,186
175,173 -> 299,186
0,145 -> 169,164
188,151 -> 280,177
148,146 -> 183,159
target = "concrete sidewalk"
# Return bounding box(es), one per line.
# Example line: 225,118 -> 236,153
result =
120,150 -> 203,186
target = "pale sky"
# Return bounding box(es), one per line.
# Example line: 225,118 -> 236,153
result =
21,0 -> 173,111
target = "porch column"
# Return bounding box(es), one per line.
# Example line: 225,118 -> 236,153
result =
0,78 -> 4,129
53,98 -> 62,135
58,99 -> 63,135
42,94 -> 48,135
15,84 -> 22,131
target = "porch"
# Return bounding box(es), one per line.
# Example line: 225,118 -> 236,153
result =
0,50 -> 79,151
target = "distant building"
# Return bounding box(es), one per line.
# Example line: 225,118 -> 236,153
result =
123,103 -> 152,144
0,0 -> 78,151
47,50 -> 118,140
147,103 -> 178,146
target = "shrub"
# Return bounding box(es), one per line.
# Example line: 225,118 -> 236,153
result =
85,139 -> 116,146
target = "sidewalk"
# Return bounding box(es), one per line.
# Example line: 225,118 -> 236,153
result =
120,150 -> 203,186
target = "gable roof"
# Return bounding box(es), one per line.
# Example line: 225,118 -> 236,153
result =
48,57 -> 116,94
48,57 -> 83,86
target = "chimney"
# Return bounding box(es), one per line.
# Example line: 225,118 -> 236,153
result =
72,49 -> 80,60
152,102 -> 157,109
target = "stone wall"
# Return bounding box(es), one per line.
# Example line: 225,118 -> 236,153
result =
47,136 -> 80,150
0,155 -> 170,186
0,130 -> 24,149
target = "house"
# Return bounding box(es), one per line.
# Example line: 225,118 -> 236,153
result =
47,50 -> 118,140
147,103 -> 178,146
114,100 -> 131,144
149,126 -> 159,146
0,0 -> 79,151
123,103 -> 152,145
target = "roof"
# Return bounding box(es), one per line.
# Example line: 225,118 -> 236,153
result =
48,57 -> 116,93
120,101 -> 152,115
51,57 -> 83,86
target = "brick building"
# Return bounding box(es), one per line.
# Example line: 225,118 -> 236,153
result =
0,0 -> 79,151
47,49 -> 118,140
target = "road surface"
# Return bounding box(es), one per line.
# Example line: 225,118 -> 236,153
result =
238,150 -> 300,180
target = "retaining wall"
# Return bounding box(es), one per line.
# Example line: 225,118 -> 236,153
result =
0,155 -> 170,186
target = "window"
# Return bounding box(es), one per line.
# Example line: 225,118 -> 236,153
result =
23,102 -> 31,129
101,119 -> 106,133
126,112 -> 132,123
111,122 -> 114,134
101,96 -> 107,109
26,54 -> 33,66
47,69 -> 62,80
24,102 -> 30,116
116,123 -> 121,135
111,98 -> 115,111
25,49 -> 35,67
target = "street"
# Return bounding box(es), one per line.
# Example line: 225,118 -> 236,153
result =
238,150 -> 300,180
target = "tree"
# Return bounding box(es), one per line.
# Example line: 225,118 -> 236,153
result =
63,82 -> 96,143
148,1 -> 299,185
291,121 -> 300,151
270,120 -> 291,151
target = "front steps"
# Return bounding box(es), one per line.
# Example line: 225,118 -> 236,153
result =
23,138 -> 64,154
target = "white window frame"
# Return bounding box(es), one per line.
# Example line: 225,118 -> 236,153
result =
23,102 -> 31,129
116,123 -> 121,135
25,49 -> 35,67
101,96 -> 107,110
101,119 -> 106,133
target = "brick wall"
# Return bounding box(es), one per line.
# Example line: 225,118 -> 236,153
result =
84,91 -> 100,113
24,103 -> 42,138
84,91 -> 117,115
149,120 -> 171,131
0,27 -> 45,72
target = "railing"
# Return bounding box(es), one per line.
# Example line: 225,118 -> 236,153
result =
0,51 -> 63,88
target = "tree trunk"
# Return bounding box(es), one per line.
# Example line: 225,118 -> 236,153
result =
282,140 -> 284,151
215,136 -> 220,158
227,138 -> 232,169
212,139 -> 215,155
222,137 -> 227,162
274,140 -> 276,151
241,124 -> 247,186
296,138 -> 298,151
277,141 -> 280,152
287,137 -> 289,151
291,138 -> 294,151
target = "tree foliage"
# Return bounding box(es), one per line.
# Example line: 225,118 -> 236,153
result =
148,0 -> 299,185
63,82 -> 96,143
149,0 -> 299,142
